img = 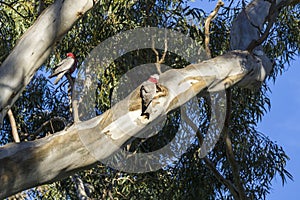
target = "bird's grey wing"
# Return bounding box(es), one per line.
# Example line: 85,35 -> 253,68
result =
49,57 -> 75,77
53,72 -> 67,85
142,82 -> 157,92
141,84 -> 156,107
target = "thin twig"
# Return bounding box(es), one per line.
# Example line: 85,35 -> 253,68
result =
180,107 -> 203,145
159,30 -> 168,64
183,105 -> 240,199
223,90 -> 248,200
66,73 -> 80,123
152,36 -> 160,63
32,117 -> 66,136
49,119 -> 54,134
151,30 -> 168,74
7,109 -> 20,143
193,122 -> 239,198
203,157 -> 240,199
192,121 -> 240,198
204,0 -> 224,58
0,1 -> 29,19
152,36 -> 162,74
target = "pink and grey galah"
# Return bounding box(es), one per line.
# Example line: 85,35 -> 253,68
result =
140,74 -> 159,119
49,52 -> 77,84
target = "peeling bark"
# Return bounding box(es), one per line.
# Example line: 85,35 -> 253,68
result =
0,0 -> 297,198
0,51 -> 264,198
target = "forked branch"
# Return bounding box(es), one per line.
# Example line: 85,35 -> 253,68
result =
151,30 -> 168,74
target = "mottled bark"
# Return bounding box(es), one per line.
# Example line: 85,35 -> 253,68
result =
0,50 -> 264,198
0,0 -> 297,198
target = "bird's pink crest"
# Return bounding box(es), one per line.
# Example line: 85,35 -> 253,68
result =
66,52 -> 75,59
67,52 -> 77,73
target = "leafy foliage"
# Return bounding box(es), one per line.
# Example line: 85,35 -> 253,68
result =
265,4 -> 300,80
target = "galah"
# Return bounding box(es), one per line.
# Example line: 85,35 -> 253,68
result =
49,52 -> 77,84
140,74 -> 159,119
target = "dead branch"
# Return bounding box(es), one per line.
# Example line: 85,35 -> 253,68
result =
204,0 -> 224,58
151,30 -> 168,74
7,109 -> 20,143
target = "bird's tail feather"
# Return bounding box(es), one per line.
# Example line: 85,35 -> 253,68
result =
53,73 -> 64,85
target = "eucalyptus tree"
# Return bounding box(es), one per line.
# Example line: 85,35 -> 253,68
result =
0,0 -> 299,199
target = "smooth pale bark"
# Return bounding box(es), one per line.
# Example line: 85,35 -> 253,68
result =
0,50 -> 264,198
0,0 -> 298,198
0,0 -> 95,124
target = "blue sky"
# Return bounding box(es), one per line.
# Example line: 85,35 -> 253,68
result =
258,58 -> 300,199
189,1 -> 299,199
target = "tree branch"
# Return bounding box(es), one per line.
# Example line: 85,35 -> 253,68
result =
7,109 -> 20,143
0,51 -> 265,198
0,1 -> 29,19
246,0 -> 278,52
159,30 -> 168,64
223,90 -> 248,200
66,73 -> 80,123
31,117 -> 66,136
190,107 -> 239,199
203,157 -> 240,199
231,0 -> 296,53
37,0 -> 45,15
151,29 -> 168,74
204,0 -> 224,58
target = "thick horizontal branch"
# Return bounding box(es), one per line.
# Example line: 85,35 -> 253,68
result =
0,0 -> 297,198
0,50 -> 265,198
